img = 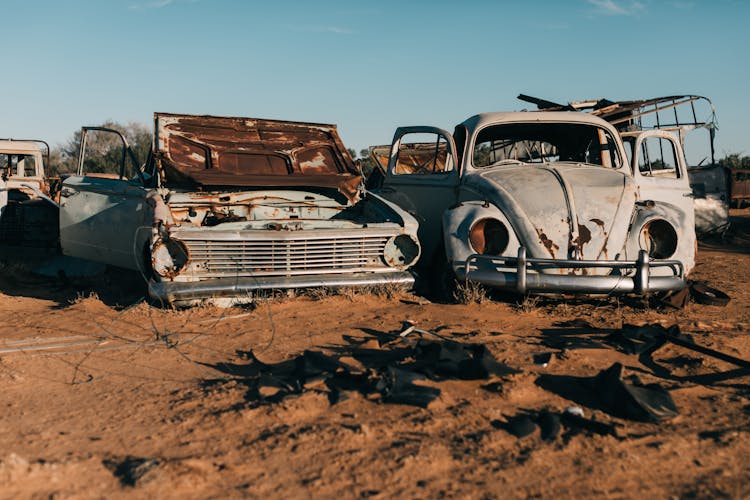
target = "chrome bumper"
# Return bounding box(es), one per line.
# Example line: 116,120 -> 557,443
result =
149,271 -> 415,303
458,248 -> 685,295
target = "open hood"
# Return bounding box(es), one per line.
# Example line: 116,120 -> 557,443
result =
154,113 -> 362,202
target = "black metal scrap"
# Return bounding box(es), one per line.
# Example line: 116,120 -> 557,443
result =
205,328 -> 517,408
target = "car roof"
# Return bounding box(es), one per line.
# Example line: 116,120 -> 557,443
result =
0,140 -> 44,154
459,111 -> 619,133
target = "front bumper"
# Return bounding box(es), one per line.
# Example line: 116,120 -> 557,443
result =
148,271 -> 415,304
457,247 -> 685,295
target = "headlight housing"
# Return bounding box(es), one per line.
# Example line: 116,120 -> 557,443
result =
469,218 -> 509,255
152,238 -> 190,279
639,219 -> 678,259
383,234 -> 420,268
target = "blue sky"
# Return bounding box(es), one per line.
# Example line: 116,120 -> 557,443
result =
2,0 -> 748,158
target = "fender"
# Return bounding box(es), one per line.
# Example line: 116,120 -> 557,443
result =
442,201 -> 521,272
626,201 -> 696,275
365,191 -> 420,235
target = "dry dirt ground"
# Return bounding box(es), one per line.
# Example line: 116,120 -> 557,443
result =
1,212 -> 750,499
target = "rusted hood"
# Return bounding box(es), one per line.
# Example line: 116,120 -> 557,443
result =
154,113 -> 362,202
467,165 -> 636,265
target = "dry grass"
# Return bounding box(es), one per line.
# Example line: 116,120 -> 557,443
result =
453,280 -> 487,304
68,291 -> 100,305
515,295 -> 541,313
364,283 -> 410,300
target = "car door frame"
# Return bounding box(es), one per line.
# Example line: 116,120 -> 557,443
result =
380,126 -> 460,264
628,130 -> 693,209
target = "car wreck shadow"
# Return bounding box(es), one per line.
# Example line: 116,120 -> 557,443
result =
534,373 -> 615,414
0,259 -> 147,309
534,322 -> 750,393
698,212 -> 750,255
200,326 -> 520,410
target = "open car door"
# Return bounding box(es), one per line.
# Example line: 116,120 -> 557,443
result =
379,126 -> 459,263
624,130 -> 696,269
59,128 -> 150,271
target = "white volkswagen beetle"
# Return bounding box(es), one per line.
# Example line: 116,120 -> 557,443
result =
372,111 -> 695,296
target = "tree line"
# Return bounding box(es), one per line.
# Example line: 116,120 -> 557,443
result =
48,121 -> 748,179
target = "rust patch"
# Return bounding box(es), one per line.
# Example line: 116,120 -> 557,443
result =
536,229 -> 560,258
570,223 -> 592,259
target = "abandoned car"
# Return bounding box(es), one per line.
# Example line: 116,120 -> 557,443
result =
58,113 -> 420,304
371,111 -> 696,295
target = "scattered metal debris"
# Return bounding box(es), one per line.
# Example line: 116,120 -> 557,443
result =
492,413 -> 537,438
537,362 -> 679,423
559,409 -> 619,437
206,326 -> 518,408
690,282 -> 730,306
539,321 -> 750,398
660,281 -> 730,309
621,324 -> 750,370
595,362 -> 679,422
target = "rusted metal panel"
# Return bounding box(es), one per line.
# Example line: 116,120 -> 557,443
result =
154,113 -> 361,202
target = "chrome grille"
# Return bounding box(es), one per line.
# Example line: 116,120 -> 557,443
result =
184,235 -> 391,276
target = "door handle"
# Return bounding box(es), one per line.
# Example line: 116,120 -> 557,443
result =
60,187 -> 78,198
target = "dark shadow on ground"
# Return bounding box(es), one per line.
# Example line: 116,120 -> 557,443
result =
699,211 -> 750,255
534,322 -> 750,392
201,327 -> 520,410
0,258 -> 146,309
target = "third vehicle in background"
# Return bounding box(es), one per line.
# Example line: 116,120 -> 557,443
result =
0,139 -> 59,254
517,94 -> 729,236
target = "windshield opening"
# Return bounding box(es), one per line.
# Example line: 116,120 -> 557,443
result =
472,122 -> 621,169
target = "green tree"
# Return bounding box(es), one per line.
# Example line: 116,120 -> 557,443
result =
50,121 -> 151,178
718,153 -> 750,170
356,148 -> 379,180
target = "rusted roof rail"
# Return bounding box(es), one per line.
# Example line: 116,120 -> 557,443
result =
518,94 -> 718,165
518,94 -> 716,130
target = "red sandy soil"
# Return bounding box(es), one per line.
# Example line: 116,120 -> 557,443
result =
0,212 -> 749,498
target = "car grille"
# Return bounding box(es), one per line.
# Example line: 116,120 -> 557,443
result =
183,235 -> 391,276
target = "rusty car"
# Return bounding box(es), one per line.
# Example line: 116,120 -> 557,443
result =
370,111 -> 696,296
58,113 -> 420,305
